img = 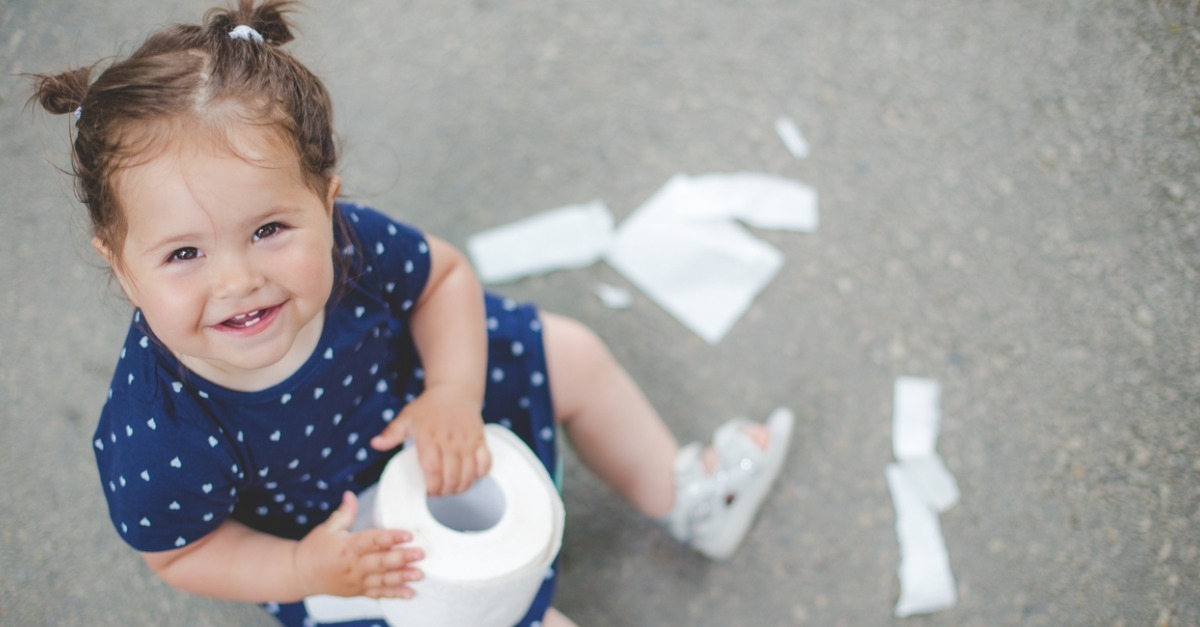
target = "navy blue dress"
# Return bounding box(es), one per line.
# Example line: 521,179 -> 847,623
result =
92,203 -> 558,626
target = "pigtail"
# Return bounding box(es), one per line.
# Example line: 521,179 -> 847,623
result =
248,0 -> 298,45
28,66 -> 92,117
206,0 -> 299,45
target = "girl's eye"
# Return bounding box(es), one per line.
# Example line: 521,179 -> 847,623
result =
167,247 -> 201,263
253,222 -> 286,241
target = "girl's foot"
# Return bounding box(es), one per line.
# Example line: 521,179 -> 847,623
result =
662,407 -> 795,560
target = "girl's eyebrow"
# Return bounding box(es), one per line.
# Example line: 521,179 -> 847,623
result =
247,204 -> 304,224
140,231 -> 203,257
138,205 -> 305,255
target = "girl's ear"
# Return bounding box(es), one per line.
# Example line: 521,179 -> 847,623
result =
92,236 -> 138,306
91,235 -> 115,267
325,174 -> 342,212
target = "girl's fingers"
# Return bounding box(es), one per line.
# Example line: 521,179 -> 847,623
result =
475,444 -> 492,479
400,546 -> 424,563
362,577 -> 417,599
366,584 -> 415,600
440,442 -> 490,494
458,450 -> 478,493
420,444 -> 444,494
363,565 -> 423,590
378,546 -> 424,570
439,446 -> 462,494
382,568 -> 423,587
444,444 -> 465,492
351,529 -> 415,557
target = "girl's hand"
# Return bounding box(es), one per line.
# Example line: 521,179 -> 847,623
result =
370,386 -> 492,495
293,491 -> 424,599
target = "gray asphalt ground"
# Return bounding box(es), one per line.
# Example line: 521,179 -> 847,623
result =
3,1 -> 1199,625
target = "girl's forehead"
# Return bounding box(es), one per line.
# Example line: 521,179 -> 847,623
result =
116,122 -> 307,192
157,120 -> 299,168
112,110 -> 274,160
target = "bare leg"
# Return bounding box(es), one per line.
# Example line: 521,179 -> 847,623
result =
541,313 -> 774,519
543,607 -> 578,627
541,313 -> 679,518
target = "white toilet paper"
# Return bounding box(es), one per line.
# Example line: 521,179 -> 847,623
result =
467,200 -> 614,284
304,425 -> 564,626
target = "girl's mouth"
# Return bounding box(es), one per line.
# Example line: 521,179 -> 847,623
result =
220,305 -> 279,330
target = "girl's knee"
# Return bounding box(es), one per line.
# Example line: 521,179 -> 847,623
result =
542,312 -> 611,373
541,312 -> 615,418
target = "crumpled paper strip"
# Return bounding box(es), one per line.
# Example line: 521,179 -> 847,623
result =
651,172 -> 819,232
605,174 -> 788,344
594,282 -> 633,309
896,456 -> 960,514
775,116 -> 810,159
893,376 -> 942,461
467,200 -> 613,284
888,376 -> 959,617
886,463 -> 958,617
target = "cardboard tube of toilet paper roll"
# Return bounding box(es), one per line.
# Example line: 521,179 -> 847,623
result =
304,425 -> 564,626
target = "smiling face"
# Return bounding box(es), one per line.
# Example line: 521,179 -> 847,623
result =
100,126 -> 342,391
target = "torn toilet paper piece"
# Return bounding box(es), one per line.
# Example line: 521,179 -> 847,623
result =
637,172 -> 819,233
892,376 -> 942,461
887,464 -> 958,617
888,376 -> 959,616
594,282 -> 633,309
895,456 -> 960,513
775,116 -> 810,159
606,217 -> 783,343
467,200 -> 613,284
606,174 -> 787,344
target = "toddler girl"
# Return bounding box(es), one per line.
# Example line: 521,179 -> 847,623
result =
31,2 -> 793,625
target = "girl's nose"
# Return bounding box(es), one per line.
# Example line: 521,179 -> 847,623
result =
212,255 -> 265,299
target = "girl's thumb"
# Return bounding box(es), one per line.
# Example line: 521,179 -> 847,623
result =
371,418 -> 410,451
325,491 -> 359,533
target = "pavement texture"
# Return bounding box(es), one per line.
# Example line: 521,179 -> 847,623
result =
2,1 -> 1199,625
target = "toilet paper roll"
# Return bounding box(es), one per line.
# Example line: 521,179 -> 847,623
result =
304,425 -> 564,626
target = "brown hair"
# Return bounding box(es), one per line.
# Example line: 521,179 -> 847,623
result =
29,0 -> 338,265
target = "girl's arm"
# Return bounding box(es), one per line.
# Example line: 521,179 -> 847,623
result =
142,492 -> 423,602
370,234 -> 492,495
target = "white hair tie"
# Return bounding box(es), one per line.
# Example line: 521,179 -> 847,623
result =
229,24 -> 265,43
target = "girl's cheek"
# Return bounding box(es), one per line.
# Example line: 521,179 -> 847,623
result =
292,236 -> 336,286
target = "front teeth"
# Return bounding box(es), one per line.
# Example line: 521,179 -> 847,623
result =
227,309 -> 265,327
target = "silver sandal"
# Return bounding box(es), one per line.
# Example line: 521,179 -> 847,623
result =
662,407 -> 795,560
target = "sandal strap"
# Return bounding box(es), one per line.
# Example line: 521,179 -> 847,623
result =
712,419 -> 766,477
665,443 -> 705,540
666,419 -> 765,541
